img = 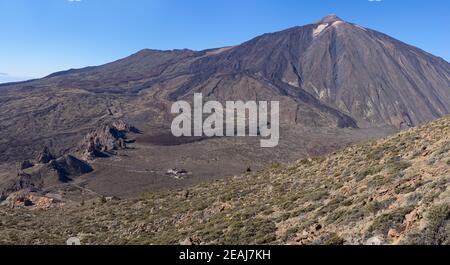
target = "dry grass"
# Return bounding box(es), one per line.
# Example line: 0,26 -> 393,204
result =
1,116 -> 450,245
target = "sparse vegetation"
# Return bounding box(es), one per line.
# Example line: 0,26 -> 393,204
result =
368,206 -> 414,236
408,204 -> 450,245
1,116 -> 450,245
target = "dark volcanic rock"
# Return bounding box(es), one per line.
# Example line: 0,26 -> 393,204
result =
173,14 -> 449,128
79,119 -> 135,160
29,154 -> 93,184
50,155 -> 94,182
0,155 -> 92,201
0,173 -> 39,201
35,147 -> 55,164
17,160 -> 34,171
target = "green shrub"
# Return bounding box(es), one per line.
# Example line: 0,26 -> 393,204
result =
324,233 -> 346,245
408,204 -> 450,245
364,198 -> 395,215
221,218 -> 276,244
367,175 -> 394,189
282,227 -> 299,242
303,189 -> 329,202
385,157 -> 412,176
271,162 -> 282,169
355,165 -> 382,181
368,206 -> 414,236
367,150 -> 384,161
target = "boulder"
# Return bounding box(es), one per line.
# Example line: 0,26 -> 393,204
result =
17,160 -> 34,170
180,236 -> 202,245
388,228 -> 400,239
35,147 -> 55,164
365,236 -> 384,245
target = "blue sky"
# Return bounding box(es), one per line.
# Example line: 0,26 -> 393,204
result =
0,0 -> 449,82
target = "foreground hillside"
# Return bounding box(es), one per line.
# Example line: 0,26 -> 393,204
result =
1,116 -> 449,245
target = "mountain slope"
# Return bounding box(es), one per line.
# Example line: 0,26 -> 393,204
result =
0,15 -> 448,163
1,115 -> 449,245
168,14 -> 450,127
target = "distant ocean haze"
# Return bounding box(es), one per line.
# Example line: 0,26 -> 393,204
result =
0,73 -> 34,84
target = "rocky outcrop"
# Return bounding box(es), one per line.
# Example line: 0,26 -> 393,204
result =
50,155 -> 94,181
0,120 -> 132,203
26,154 -> 93,184
17,160 -> 34,171
0,154 -> 92,201
79,119 -> 136,160
35,147 -> 55,164
0,173 -> 39,201
0,190 -> 58,208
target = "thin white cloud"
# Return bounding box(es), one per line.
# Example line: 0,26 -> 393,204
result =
368,0 -> 382,2
67,0 -> 82,2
